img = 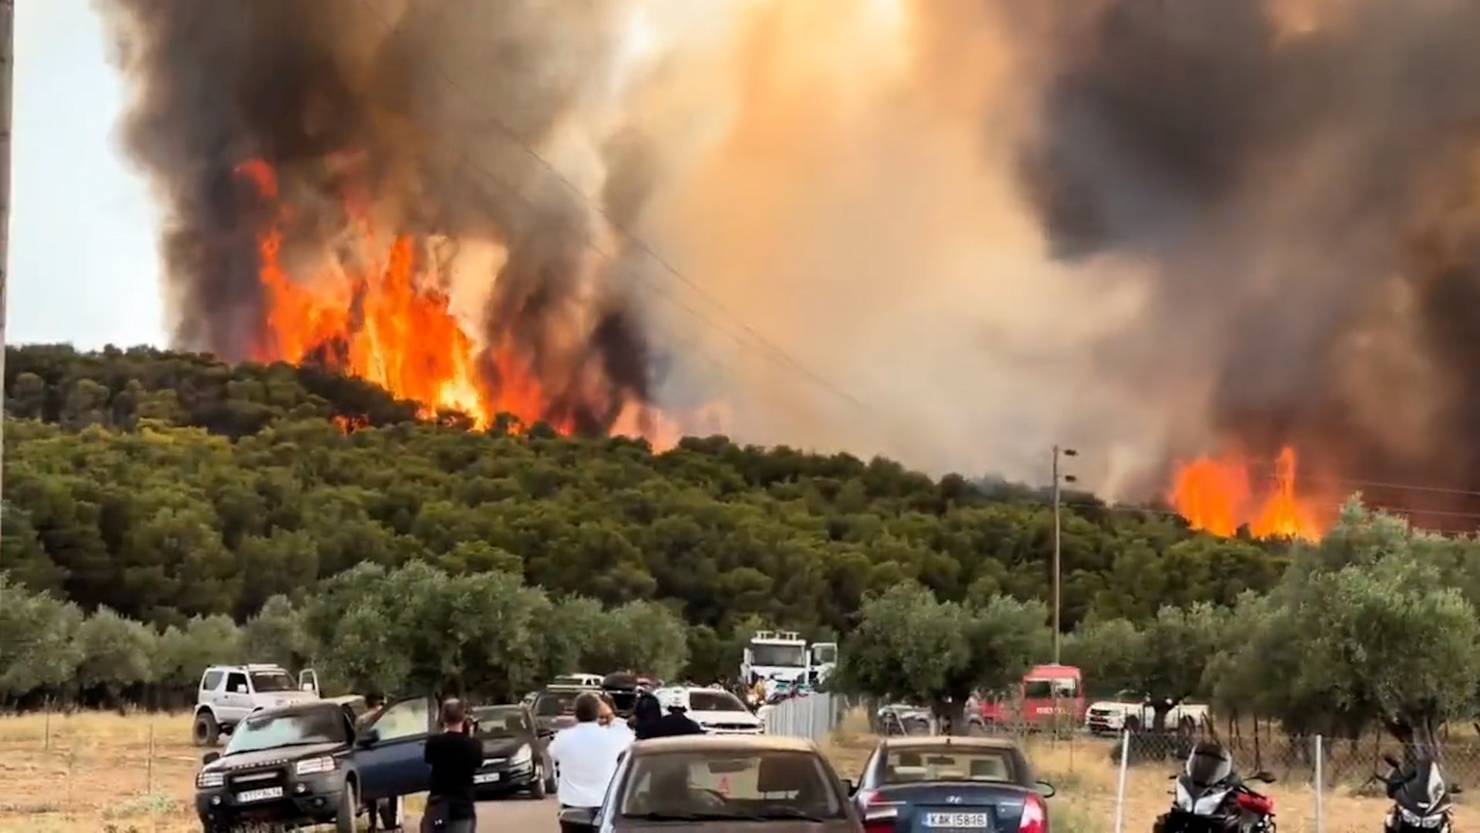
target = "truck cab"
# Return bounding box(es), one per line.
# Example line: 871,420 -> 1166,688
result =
741,630 -> 810,689
971,664 -> 1084,733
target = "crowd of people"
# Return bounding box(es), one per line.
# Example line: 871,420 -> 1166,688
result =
419,689 -> 707,832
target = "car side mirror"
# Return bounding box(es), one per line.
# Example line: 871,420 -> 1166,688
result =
1452,784 -> 1464,795
1249,771 -> 1277,784
558,806 -> 597,830
233,685 -> 247,694
1036,781 -> 1056,799
202,751 -> 221,765
358,728 -> 380,748
843,778 -> 857,795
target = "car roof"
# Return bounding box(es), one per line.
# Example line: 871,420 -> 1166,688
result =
880,736 -> 1023,752
632,735 -> 819,755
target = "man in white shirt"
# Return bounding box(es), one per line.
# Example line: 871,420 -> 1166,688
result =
549,692 -> 632,832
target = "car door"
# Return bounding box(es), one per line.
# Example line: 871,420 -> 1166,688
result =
222,671 -> 251,724
355,695 -> 434,801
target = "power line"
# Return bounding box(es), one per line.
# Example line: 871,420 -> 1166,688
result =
356,1 -> 873,415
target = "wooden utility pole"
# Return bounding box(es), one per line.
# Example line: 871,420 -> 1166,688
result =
0,0 -> 12,543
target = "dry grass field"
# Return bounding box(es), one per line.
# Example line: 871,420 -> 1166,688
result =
0,711 -> 1406,832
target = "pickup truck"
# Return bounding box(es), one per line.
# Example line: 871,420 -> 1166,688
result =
194,695 -> 437,832
1084,691 -> 1209,734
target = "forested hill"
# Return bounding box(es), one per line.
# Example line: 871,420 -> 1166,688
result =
2,344 -> 1286,637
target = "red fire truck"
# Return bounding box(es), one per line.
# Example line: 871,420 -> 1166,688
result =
969,664 -> 1085,733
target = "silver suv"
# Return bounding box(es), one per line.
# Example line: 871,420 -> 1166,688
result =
192,664 -> 320,746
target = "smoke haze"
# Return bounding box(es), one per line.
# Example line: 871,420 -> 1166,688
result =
96,0 -> 1480,498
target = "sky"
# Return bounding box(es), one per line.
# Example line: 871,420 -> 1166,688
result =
13,0 -> 165,348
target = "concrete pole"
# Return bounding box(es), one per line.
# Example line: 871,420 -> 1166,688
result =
1052,445 -> 1061,663
0,0 -> 13,541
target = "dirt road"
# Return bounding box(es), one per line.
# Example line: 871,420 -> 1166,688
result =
407,797 -> 559,832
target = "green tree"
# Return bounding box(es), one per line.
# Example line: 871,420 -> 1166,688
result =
0,575 -> 84,701
76,607 -> 158,704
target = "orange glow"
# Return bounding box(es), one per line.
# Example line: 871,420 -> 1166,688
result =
236,159 -> 598,435
1169,445 -> 1326,540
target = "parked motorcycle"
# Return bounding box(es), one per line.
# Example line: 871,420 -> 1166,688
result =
1379,753 -> 1458,833
1153,742 -> 1277,833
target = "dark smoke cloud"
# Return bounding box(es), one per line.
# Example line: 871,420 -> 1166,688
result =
1020,0 -> 1480,503
96,0 -> 656,431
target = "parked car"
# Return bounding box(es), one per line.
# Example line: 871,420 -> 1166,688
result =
876,704 -> 933,736
470,704 -> 557,799
852,736 -> 1055,833
194,695 -> 437,832
532,686 -> 597,735
192,664 -> 320,746
653,686 -> 764,735
559,735 -> 862,832
552,673 -> 606,688
1085,691 -> 1209,734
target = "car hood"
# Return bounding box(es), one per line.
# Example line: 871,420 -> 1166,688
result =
478,736 -> 531,757
686,710 -> 762,727
261,690 -> 319,708
208,741 -> 345,772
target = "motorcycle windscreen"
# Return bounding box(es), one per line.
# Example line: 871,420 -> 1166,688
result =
1184,744 -> 1233,788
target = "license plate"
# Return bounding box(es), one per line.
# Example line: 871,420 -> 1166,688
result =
237,787 -> 284,803
473,772 -> 501,784
924,811 -> 989,828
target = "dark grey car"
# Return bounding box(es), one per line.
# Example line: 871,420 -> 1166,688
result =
561,735 -> 863,833
851,737 -> 1055,833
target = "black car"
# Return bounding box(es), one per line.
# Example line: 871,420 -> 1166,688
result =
470,704 -> 557,799
852,737 -> 1055,833
194,695 -> 437,832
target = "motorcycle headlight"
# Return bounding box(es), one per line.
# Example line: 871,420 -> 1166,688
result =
1399,807 -> 1447,829
511,744 -> 532,766
196,770 -> 225,789
295,756 -> 337,776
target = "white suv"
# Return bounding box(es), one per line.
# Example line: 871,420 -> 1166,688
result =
654,686 -> 764,735
192,664 -> 320,745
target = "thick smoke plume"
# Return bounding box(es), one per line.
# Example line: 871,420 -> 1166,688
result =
98,0 -> 1480,504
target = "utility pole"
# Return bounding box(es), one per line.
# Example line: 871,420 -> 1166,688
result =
0,0 -> 13,543
1051,445 -> 1077,664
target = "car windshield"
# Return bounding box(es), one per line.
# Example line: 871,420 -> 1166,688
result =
473,707 -> 529,738
535,692 -> 581,717
621,750 -> 844,820
750,644 -> 807,667
883,748 -> 1017,784
689,691 -> 748,713
1024,678 -> 1077,698
224,708 -> 346,756
249,671 -> 295,693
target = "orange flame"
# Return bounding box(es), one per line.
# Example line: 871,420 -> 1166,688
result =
237,159 -> 595,434
1169,445 -> 1326,540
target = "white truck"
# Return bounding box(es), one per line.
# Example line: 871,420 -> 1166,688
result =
741,630 -> 811,690
1084,690 -> 1210,735
809,642 -> 838,686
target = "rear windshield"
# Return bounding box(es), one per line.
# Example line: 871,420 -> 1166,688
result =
621,750 -> 844,820
689,691 -> 747,713
883,748 -> 1018,784
535,692 -> 581,716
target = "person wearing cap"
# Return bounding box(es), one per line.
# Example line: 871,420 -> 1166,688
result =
550,692 -> 632,833
631,692 -> 703,740
421,698 -> 483,832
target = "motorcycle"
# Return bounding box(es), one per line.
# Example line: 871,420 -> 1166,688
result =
1153,742 -> 1277,833
1379,753 -> 1459,833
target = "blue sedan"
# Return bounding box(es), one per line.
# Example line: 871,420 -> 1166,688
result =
852,736 -> 1055,833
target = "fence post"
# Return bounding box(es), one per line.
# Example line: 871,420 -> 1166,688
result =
1314,734 -> 1325,833
147,721 -> 155,794
43,708 -> 49,751
1113,729 -> 1131,833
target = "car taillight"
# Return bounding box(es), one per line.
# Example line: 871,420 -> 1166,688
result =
1020,793 -> 1047,833
859,790 -> 900,833
1236,793 -> 1274,815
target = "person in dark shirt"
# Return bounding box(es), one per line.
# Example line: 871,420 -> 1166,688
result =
422,698 -> 484,833
631,693 -> 704,740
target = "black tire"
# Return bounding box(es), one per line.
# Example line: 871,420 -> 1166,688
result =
529,762 -> 548,800
193,711 -> 219,747
336,778 -> 358,833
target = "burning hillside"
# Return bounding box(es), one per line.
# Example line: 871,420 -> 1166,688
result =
96,0 -> 1480,525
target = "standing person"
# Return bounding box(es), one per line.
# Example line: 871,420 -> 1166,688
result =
550,692 -> 631,833
632,692 -> 703,740
598,694 -> 635,745
421,698 -> 483,833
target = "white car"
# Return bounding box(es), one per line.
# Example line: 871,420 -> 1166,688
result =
550,673 -> 605,688
654,686 -> 764,735
192,664 -> 319,746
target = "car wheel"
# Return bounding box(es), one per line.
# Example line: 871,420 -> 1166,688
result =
529,762 -> 548,800
335,778 -> 358,833
192,711 -> 219,747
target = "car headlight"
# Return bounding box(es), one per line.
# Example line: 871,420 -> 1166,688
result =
196,770 -> 225,789
295,756 -> 337,776
511,744 -> 532,766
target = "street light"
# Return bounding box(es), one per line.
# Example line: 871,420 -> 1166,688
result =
1052,446 -> 1078,664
